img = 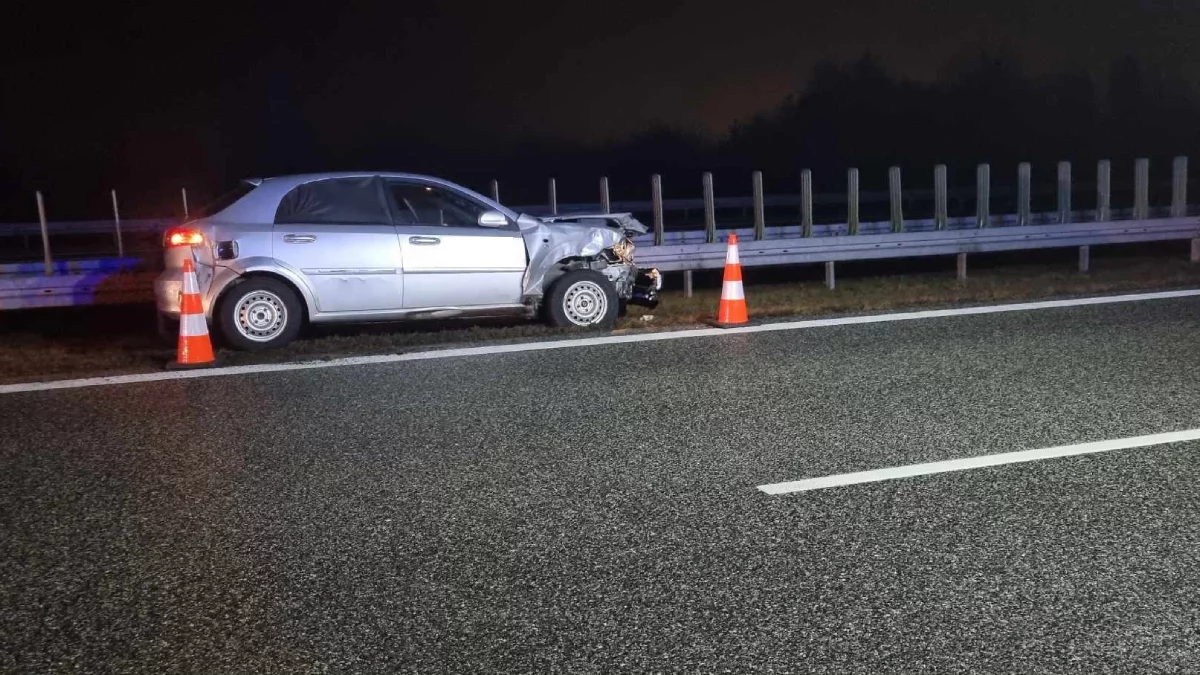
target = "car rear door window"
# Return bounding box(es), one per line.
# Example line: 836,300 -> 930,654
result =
388,182 -> 485,227
275,177 -> 390,225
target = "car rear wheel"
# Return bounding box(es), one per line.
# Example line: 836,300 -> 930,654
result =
218,277 -> 303,350
545,270 -> 619,329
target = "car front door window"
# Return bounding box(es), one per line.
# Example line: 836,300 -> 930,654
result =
389,184 -> 485,227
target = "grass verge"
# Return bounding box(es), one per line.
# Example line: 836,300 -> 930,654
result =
2,255 -> 1198,384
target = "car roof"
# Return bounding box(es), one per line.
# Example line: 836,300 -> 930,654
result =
257,171 -> 442,188
214,172 -> 515,223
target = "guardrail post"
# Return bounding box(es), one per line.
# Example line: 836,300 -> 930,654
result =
549,178 -> 558,215
490,179 -> 500,202
1192,238 -> 1200,263
1097,160 -> 1112,221
847,168 -> 859,234
111,189 -> 124,259
36,191 -> 52,276
752,171 -> 765,240
182,187 -> 189,220
825,261 -> 835,289
600,176 -> 611,214
975,164 -> 990,228
956,253 -> 967,281
1079,245 -> 1090,273
1172,156 -> 1188,217
703,172 -> 716,244
801,169 -> 814,238
1017,162 -> 1031,225
651,174 -> 664,246
683,270 -> 693,297
1057,161 -> 1072,224
888,166 -> 903,232
934,164 -> 948,230
1134,158 -> 1149,220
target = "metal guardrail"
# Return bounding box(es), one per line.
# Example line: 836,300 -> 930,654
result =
635,217 -> 1200,275
2,155 -> 1197,308
0,218 -> 169,237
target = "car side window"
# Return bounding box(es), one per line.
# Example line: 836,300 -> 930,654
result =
275,177 -> 390,225
388,182 -> 486,227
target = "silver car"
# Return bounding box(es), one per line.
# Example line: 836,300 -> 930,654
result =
155,172 -> 661,349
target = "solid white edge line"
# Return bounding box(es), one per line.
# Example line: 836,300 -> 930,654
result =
3,287 -> 1199,395
757,428 -> 1200,494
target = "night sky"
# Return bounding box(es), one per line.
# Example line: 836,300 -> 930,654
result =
3,0 -> 1199,214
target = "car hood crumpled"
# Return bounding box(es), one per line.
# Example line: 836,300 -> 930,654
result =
517,213 -> 648,296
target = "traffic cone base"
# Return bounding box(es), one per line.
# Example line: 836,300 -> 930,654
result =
709,233 -> 749,328
168,259 -> 217,369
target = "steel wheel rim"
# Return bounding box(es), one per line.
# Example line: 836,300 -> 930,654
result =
235,291 -> 287,342
563,280 -> 608,326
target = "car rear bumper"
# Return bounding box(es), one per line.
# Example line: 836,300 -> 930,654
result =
154,270 -> 183,319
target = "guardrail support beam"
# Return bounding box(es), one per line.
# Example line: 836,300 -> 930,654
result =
801,169 -> 814,238
976,164 -> 990,228
1134,158 -> 1149,220
825,261 -> 835,289
1172,157 -> 1188,217
1097,160 -> 1111,222
1192,238 -> 1199,263
111,189 -> 124,258
703,172 -> 716,244
888,166 -> 903,232
683,270 -> 693,297
549,178 -> 558,215
36,191 -> 52,276
934,164 -> 948,230
752,171 -> 765,240
490,179 -> 500,202
956,253 -> 967,281
651,174 -> 664,246
1017,162 -> 1031,225
847,169 -> 860,235
600,176 -> 611,214
1057,161 -> 1072,224
1078,245 -> 1090,273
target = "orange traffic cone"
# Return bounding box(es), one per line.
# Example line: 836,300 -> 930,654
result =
711,233 -> 749,327
168,258 -> 216,369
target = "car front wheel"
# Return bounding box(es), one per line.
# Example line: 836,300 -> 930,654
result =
218,277 -> 303,350
545,269 -> 620,329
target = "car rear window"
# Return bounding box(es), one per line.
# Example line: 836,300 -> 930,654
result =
275,177 -> 390,225
193,182 -> 258,219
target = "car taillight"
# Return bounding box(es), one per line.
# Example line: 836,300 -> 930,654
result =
164,227 -> 205,247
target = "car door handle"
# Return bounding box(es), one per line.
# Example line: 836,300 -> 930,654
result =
408,236 -> 441,245
283,234 -> 317,243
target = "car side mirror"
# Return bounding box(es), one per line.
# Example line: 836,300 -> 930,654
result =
478,210 -> 508,228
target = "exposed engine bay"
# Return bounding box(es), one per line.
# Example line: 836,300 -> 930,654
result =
517,212 -> 661,309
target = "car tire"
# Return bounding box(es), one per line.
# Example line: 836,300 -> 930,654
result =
217,277 -> 303,351
545,269 -> 620,329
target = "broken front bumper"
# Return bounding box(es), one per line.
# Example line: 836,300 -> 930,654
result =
628,268 -> 662,309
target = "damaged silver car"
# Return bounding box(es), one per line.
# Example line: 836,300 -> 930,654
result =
154,172 -> 662,350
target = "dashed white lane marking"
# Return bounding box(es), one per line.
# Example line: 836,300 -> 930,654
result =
2,288 -> 1199,395
758,428 -> 1200,494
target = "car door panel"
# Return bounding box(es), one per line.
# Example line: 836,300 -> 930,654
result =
272,224 -> 403,313
271,177 -> 403,314
394,225 -> 525,308
385,180 -> 525,309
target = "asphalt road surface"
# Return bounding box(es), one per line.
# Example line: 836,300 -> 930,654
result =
3,295 -> 1200,674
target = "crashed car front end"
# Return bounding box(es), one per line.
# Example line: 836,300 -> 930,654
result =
518,212 -> 662,311
605,235 -> 662,309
